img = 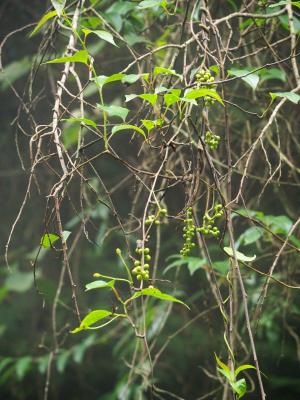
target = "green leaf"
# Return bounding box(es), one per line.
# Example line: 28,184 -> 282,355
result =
122,74 -> 141,84
85,280 -> 115,291
62,118 -> 97,128
279,15 -> 300,33
51,0 -> 66,16
125,91 -> 158,106
97,104 -> 129,122
164,93 -> 181,107
237,226 -> 264,247
231,378 -> 247,398
217,367 -> 233,382
5,271 -> 34,293
154,67 -> 182,79
259,68 -> 286,83
40,233 -> 59,248
270,91 -> 300,104
71,310 -> 112,333
94,73 -> 126,88
56,351 -> 70,373
0,57 -> 32,91
130,287 -> 189,309
138,0 -> 163,9
141,119 -> 163,133
235,364 -> 256,377
45,50 -> 90,65
209,65 -> 220,75
83,29 -> 117,47
111,124 -> 146,139
228,68 -> 260,90
215,354 -> 233,382
223,247 -> 256,262
15,357 -> 32,380
269,1 -> 300,9
164,256 -> 207,276
62,230 -> 71,241
185,88 -> 224,105
30,11 -> 57,37
213,260 -> 230,276
125,94 -> 139,102
139,93 -> 158,106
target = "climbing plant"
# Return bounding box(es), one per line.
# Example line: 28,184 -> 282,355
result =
1,0 -> 300,399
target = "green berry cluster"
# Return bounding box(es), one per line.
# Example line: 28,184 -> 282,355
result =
197,204 -> 223,237
145,207 -> 168,225
195,69 -> 217,107
195,69 -> 215,84
205,131 -> 220,150
180,207 -> 196,256
132,247 -> 152,281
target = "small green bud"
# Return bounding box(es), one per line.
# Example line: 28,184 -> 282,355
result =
116,248 -> 122,256
137,274 -> 143,281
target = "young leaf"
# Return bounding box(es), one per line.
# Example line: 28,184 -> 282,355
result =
51,0 -> 66,16
139,93 -> 158,106
71,310 -> 113,333
40,233 -> 59,248
129,287 -> 190,309
231,378 -> 247,398
270,91 -> 300,104
94,73 -> 126,88
85,280 -> 115,291
141,119 -> 163,133
45,50 -> 90,65
185,88 -> 224,105
97,104 -> 129,122
30,11 -> 57,37
217,367 -> 233,382
154,67 -> 182,79
214,354 -> 233,382
235,364 -> 256,377
62,118 -> 97,128
164,93 -> 181,107
83,29 -> 118,47
111,124 -> 146,139
228,68 -> 259,90
223,247 -> 256,262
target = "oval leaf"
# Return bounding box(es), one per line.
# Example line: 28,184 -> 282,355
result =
235,364 -> 256,377
85,280 -> 115,291
130,287 -> 189,309
45,50 -> 89,65
40,233 -> 59,248
97,104 -> 129,122
71,310 -> 112,333
62,118 -> 97,128
83,29 -> 117,47
30,11 -> 57,37
185,88 -> 224,105
111,124 -> 146,139
223,247 -> 256,262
